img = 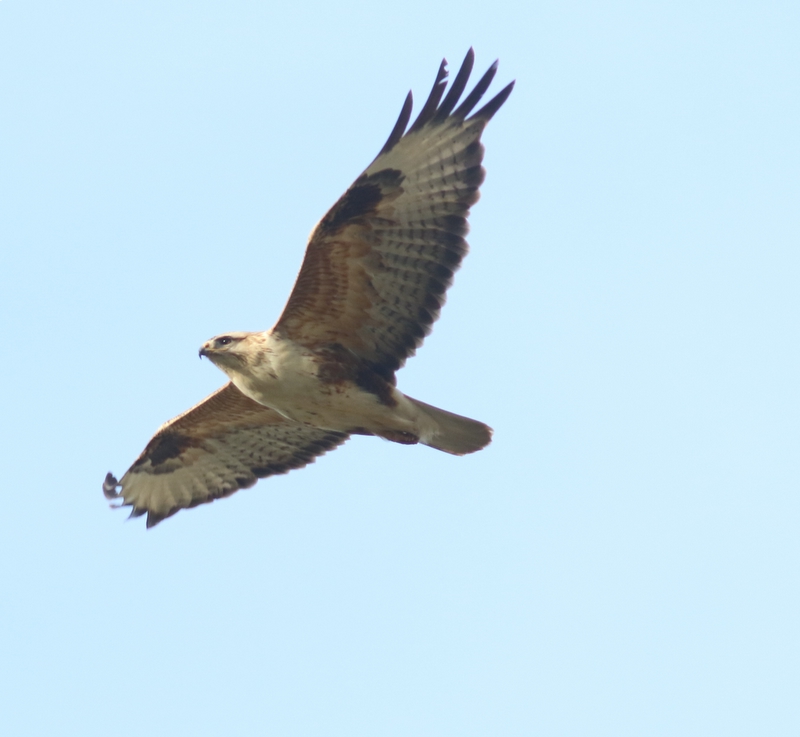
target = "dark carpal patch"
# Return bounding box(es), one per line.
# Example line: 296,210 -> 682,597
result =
133,431 -> 195,469
322,169 -> 404,232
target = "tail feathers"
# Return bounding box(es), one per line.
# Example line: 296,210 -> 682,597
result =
406,397 -> 493,455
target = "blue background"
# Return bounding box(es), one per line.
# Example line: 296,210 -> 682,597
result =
1,1 -> 798,734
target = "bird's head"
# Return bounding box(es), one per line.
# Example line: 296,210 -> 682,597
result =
198,331 -> 258,373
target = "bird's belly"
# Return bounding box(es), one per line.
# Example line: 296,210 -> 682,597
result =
237,372 -> 396,430
230,351 -> 394,431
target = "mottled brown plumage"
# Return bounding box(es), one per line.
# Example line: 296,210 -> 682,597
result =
104,384 -> 347,527
105,49 -> 513,527
275,51 -> 513,380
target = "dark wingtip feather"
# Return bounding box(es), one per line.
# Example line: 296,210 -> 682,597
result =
470,79 -> 515,122
103,472 -> 120,499
375,52 -> 512,160
408,58 -> 449,133
378,91 -> 413,156
146,511 -> 168,528
432,48 -> 475,123
453,60 -> 499,120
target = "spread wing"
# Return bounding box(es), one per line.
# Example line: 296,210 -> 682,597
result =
103,383 -> 349,527
273,49 -> 514,381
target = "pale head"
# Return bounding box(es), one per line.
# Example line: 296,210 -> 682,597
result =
198,331 -> 261,374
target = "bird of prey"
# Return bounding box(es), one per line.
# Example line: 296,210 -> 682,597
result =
104,49 -> 513,527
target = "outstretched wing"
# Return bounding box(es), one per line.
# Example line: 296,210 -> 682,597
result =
103,383 -> 349,527
273,49 -> 514,381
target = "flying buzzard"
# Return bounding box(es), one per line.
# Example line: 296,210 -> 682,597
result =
104,49 -> 514,527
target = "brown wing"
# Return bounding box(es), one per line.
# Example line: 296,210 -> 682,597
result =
273,49 -> 514,381
103,383 -> 348,528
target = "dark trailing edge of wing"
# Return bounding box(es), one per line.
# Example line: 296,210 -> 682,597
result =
377,48 -> 515,158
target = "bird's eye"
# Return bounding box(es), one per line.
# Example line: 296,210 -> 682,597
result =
217,336 -> 233,346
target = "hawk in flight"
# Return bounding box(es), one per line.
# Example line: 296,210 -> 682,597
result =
104,49 -> 514,527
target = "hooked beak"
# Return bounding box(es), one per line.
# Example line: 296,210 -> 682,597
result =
199,343 -> 211,359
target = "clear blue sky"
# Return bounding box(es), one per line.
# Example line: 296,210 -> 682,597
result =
1,1 -> 798,735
